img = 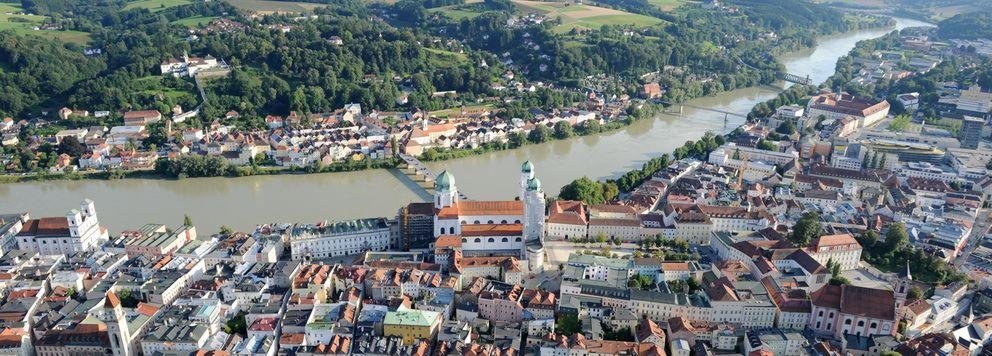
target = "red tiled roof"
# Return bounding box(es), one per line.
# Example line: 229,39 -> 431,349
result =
811,284 -> 895,321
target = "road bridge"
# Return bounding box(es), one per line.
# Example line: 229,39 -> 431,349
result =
778,72 -> 813,85
398,154 -> 470,201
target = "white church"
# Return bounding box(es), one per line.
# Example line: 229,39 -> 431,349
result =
432,161 -> 547,272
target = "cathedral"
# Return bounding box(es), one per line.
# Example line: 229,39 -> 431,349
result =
432,161 -> 546,272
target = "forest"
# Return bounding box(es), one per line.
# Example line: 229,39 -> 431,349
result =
0,0 -> 893,124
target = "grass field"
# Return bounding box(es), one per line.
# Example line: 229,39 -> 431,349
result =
123,0 -> 192,12
430,104 -> 493,118
226,0 -> 326,14
134,76 -> 197,102
645,0 -> 683,11
512,0 -> 665,33
429,5 -> 486,20
424,47 -> 469,64
172,15 -> 219,27
0,3 -> 91,44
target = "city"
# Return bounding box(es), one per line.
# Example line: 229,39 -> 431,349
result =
1,0 -> 992,356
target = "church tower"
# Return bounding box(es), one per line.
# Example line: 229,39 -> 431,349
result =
434,171 -> 458,209
520,161 -> 535,200
893,261 -> 913,306
521,161 -> 547,273
97,291 -> 133,356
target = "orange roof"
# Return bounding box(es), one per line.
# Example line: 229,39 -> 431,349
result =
435,235 -> 462,249
438,201 -> 524,219
812,233 -> 859,248
104,291 -> 120,309
136,303 -> 159,317
461,224 -> 523,237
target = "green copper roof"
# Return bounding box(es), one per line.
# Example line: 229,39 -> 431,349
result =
436,170 -> 455,191
527,177 -> 541,191
521,160 -> 534,173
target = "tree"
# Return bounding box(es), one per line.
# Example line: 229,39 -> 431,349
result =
220,225 -> 234,236
907,286 -> 922,301
756,139 -> 777,151
183,214 -> 193,227
776,120 -> 796,135
885,223 -> 909,251
686,276 -> 701,293
628,274 -> 654,290
528,124 -> 552,143
553,120 -> 573,139
224,313 -> 248,335
57,136 -> 86,157
596,232 -> 608,247
827,258 -> 850,285
559,177 -> 606,204
790,211 -> 821,246
556,314 -> 581,336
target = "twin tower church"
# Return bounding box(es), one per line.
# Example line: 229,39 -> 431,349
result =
431,161 -> 547,272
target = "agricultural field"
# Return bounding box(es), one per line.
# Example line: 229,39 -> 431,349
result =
172,15 -> 220,27
645,0 -> 684,12
123,0 -> 193,12
512,0 -> 666,33
225,0 -> 327,14
0,3 -> 90,44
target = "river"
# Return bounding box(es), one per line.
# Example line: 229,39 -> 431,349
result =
0,17 -> 933,233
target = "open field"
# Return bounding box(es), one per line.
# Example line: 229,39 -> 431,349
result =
814,0 -> 886,9
429,104 -> 493,118
134,76 -> 198,102
424,47 -> 470,65
512,0 -> 665,32
0,3 -> 91,44
931,4 -> 983,21
646,0 -> 684,12
173,15 -> 220,27
123,0 -> 192,12
226,0 -> 326,14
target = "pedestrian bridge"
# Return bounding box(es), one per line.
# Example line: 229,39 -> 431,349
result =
777,72 -> 813,85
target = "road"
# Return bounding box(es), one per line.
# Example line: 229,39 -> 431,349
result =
954,208 -> 991,269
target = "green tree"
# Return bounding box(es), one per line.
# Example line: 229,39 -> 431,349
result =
885,223 -> 909,251
686,276 -> 701,293
528,124 -> 552,143
907,286 -> 922,301
553,120 -> 574,139
596,232 -> 608,247
57,136 -> 86,157
220,226 -> 234,236
790,211 -> 821,247
183,214 -> 193,227
556,314 -> 581,336
559,177 -> 606,204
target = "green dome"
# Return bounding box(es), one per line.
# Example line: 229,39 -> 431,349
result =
527,177 -> 541,191
521,161 -> 534,173
436,170 -> 455,191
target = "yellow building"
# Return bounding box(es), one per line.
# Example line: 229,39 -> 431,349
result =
382,310 -> 441,345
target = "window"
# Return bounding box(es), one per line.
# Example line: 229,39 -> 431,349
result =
857,321 -> 864,327
439,228 -> 445,235
502,237 -> 508,242
449,227 -> 455,234
488,220 -> 494,224
501,220 -> 508,224
870,322 -> 877,329
488,238 -> 495,243
474,238 -> 481,243
844,319 -> 852,325
516,237 -> 522,242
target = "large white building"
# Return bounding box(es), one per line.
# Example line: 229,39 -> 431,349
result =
806,92 -> 890,128
708,143 -> 798,182
433,161 -> 547,272
16,199 -> 109,255
289,218 -> 392,260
